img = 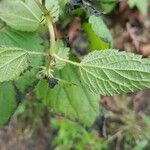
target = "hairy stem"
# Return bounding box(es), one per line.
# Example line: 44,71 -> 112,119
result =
45,15 -> 56,55
54,54 -> 80,67
34,0 -> 56,55
34,0 -> 48,14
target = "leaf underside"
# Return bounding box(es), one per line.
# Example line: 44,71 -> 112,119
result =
0,47 -> 28,82
55,40 -> 69,70
79,49 -> 150,95
0,0 -> 42,31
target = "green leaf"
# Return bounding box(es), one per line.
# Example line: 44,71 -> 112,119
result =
0,47 -> 28,82
0,27 -> 44,52
0,82 -> 17,126
55,40 -> 69,69
128,0 -> 148,15
58,0 -> 69,15
99,0 -> 117,13
89,15 -> 112,47
0,27 -> 44,92
82,23 -> 109,51
35,65 -> 99,126
0,0 -> 42,31
45,0 -> 60,22
79,49 -> 150,95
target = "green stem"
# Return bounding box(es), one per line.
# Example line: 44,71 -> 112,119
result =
54,54 -> 81,67
34,0 -> 48,14
45,15 -> 56,55
34,0 -> 56,55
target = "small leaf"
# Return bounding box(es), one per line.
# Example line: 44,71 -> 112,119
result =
55,40 -> 69,70
89,15 -> 112,46
45,0 -> 60,22
82,23 -> 109,51
0,82 -> 17,126
128,0 -> 148,15
79,49 -> 150,95
100,0 -> 117,13
0,0 -> 42,31
35,65 -> 99,126
58,0 -> 69,15
0,47 -> 28,82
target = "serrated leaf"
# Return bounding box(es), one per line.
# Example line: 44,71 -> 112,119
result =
0,0 -> 42,31
79,49 -> 150,95
0,26 -> 44,66
0,47 -> 28,82
89,15 -> 112,47
0,82 -> 17,126
82,23 -> 109,51
0,27 -> 44,92
45,0 -> 60,22
35,65 -> 99,126
55,40 -> 69,69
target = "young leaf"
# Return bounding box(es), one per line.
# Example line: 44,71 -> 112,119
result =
79,49 -> 150,95
99,0 -> 118,13
0,0 -> 42,31
35,65 -> 100,126
0,82 -> 17,126
45,0 -> 60,22
58,0 -> 69,15
89,15 -> 112,47
0,47 -> 28,82
55,40 -> 69,70
82,23 -> 109,51
128,0 -> 148,16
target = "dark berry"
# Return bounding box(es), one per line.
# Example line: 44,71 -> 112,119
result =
47,77 -> 58,88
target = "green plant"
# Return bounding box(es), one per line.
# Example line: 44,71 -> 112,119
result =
0,0 -> 149,129
51,118 -> 107,150
128,0 -> 149,15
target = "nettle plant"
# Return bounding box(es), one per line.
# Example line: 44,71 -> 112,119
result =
0,0 -> 150,127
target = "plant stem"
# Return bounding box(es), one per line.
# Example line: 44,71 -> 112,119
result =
54,55 -> 81,67
34,0 -> 48,14
45,15 -> 56,55
34,0 -> 56,55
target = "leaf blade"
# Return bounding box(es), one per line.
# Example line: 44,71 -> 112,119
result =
0,27 -> 44,92
35,65 -> 100,126
89,15 -> 112,46
0,82 -> 17,126
79,49 -> 150,95
0,0 -> 42,31
0,47 -> 28,82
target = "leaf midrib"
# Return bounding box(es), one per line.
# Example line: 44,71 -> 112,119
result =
0,51 -> 27,70
80,63 -> 150,74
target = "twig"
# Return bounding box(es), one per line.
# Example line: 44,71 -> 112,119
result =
126,22 -> 140,52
